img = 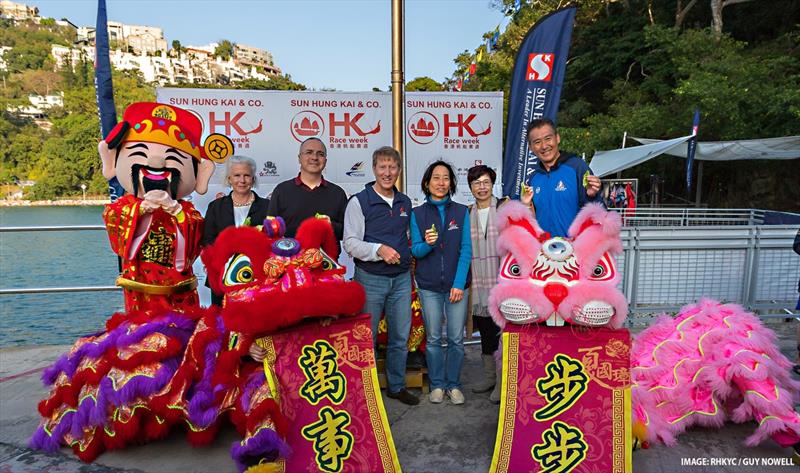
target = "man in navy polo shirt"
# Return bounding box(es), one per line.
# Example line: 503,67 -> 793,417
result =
343,146 -> 419,406
521,118 -> 603,237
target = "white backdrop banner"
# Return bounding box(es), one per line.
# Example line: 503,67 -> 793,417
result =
404,91 -> 504,204
154,88 -> 503,305
156,88 -> 504,206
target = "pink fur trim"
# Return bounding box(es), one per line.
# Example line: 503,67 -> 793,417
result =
495,200 -> 542,235
631,299 -> 800,448
495,226 -> 539,277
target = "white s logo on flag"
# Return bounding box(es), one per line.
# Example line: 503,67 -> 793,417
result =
526,53 -> 554,82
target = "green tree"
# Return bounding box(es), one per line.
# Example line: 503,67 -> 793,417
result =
406,76 -> 443,91
215,40 -> 234,61
236,75 -> 306,91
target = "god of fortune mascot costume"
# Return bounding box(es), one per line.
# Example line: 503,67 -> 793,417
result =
29,102 -> 233,460
487,202 -> 800,473
98,102 -> 232,314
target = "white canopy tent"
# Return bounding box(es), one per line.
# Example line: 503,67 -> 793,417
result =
589,135 -> 800,206
590,134 -> 693,177
633,135 -> 800,161
590,135 -> 800,177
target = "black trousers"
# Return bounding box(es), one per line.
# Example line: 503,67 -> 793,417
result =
474,315 -> 500,355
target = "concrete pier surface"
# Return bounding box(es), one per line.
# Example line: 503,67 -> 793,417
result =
1,320 -> 798,473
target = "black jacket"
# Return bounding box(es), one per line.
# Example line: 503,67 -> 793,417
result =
202,191 -> 270,247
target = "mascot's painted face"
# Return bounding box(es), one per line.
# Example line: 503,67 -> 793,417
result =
201,216 -> 365,335
488,202 -> 628,329
99,102 -> 226,199
114,142 -> 199,199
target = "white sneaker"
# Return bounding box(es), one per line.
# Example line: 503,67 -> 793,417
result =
429,388 -> 444,404
447,388 -> 465,405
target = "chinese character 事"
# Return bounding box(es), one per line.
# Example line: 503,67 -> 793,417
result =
301,406 -> 354,473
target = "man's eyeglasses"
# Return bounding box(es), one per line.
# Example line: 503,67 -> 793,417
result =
471,179 -> 492,188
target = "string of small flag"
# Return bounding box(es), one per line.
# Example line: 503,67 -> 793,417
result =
453,24 -> 501,91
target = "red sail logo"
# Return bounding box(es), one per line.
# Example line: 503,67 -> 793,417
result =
407,111 -> 439,145
290,111 -> 325,142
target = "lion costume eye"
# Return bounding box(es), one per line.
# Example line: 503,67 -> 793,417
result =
223,254 -> 254,286
588,254 -> 616,281
499,255 -> 524,279
320,249 -> 342,271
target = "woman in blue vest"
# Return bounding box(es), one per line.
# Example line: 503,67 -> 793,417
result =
411,161 -> 472,405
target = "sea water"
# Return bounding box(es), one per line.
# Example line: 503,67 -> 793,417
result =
0,206 -> 122,347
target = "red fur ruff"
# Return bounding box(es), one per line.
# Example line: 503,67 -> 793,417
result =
223,282 -> 365,336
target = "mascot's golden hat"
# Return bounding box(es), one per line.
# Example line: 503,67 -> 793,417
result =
104,102 -> 233,163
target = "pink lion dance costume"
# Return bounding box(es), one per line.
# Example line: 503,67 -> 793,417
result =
488,201 -> 800,468
632,300 -> 800,450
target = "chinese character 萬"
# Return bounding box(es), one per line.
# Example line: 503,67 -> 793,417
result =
298,340 -> 346,405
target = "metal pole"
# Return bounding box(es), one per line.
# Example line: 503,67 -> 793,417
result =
617,132 -> 626,179
391,0 -> 405,192
695,160 -> 703,207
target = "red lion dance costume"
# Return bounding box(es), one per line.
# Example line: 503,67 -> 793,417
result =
30,215 -> 399,472
487,201 -> 800,472
30,103 -> 399,472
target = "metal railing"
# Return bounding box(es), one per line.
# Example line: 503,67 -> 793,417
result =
612,207 -> 766,227
617,224 -> 800,320
0,224 -> 121,295
2,219 -> 799,322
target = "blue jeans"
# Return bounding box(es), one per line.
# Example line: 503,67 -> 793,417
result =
354,267 -> 412,393
418,287 -> 470,391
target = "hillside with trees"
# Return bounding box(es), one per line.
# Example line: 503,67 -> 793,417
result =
451,0 -> 799,210
2,2 -> 798,209
0,19 -> 305,199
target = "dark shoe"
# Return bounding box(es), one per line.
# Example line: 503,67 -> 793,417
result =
387,388 -> 420,406
406,351 -> 426,369
472,354 -> 496,393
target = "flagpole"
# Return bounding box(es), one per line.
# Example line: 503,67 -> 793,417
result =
391,0 -> 406,192
95,0 -> 125,202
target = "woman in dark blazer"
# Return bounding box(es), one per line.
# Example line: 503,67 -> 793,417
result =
203,155 -> 269,306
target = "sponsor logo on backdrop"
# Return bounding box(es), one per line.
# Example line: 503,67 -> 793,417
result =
443,113 -> 491,150
328,112 -> 381,149
407,111 -> 439,145
208,111 -> 264,150
259,161 -> 278,177
291,110 -> 325,143
526,53 -> 554,82
345,162 -> 366,177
